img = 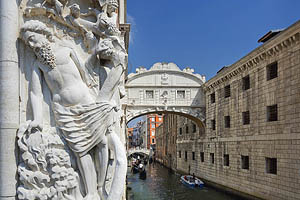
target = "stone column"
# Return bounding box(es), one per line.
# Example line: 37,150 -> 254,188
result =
0,0 -> 19,199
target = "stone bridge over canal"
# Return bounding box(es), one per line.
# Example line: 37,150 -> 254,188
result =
124,62 -> 206,127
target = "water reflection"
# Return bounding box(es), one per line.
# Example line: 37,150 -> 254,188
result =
127,163 -> 241,200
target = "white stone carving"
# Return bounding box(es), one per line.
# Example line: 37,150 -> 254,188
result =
18,0 -> 127,199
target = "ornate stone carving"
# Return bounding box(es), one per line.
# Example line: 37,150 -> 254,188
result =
18,0 -> 127,199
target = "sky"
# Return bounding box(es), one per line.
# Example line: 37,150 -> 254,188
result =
127,0 -> 300,80
126,0 -> 300,127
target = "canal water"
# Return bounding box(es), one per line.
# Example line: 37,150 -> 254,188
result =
127,163 -> 242,200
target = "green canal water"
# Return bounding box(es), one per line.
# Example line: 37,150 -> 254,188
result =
127,163 -> 243,200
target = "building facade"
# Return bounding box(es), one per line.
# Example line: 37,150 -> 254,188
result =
147,114 -> 163,149
156,20 -> 300,200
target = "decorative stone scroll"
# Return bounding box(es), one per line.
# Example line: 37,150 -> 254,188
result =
17,0 -> 127,199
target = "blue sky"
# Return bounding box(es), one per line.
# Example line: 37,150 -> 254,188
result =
127,0 -> 300,80
126,0 -> 300,127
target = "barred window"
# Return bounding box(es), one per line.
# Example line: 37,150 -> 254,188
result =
224,116 -> 230,128
211,119 -> 216,130
210,153 -> 214,164
200,152 -> 204,162
177,90 -> 185,99
241,155 -> 249,170
192,123 -> 197,133
146,90 -> 154,99
243,75 -> 250,90
210,93 -> 215,103
267,62 -> 278,81
224,85 -> 231,98
242,111 -> 250,125
224,154 -> 229,166
267,105 -> 278,122
266,157 -> 277,174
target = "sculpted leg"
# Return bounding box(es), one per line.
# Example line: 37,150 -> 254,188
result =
77,154 -> 100,200
96,137 -> 109,198
106,131 -> 127,200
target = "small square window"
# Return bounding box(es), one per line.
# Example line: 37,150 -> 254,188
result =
242,111 -> 250,125
179,128 -> 182,135
243,75 -> 250,90
241,155 -> 249,170
210,153 -> 214,164
224,85 -> 231,98
146,90 -> 154,99
224,154 -> 229,166
177,90 -> 185,99
192,123 -> 197,133
185,151 -> 188,161
266,157 -> 277,174
192,152 -> 195,160
179,151 -> 181,158
211,119 -> 216,130
267,105 -> 278,122
224,116 -> 230,128
267,62 -> 278,81
210,93 -> 216,103
200,152 -> 204,162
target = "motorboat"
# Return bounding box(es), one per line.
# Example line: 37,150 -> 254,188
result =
180,175 -> 204,188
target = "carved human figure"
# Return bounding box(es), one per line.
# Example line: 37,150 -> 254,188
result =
20,20 -> 127,200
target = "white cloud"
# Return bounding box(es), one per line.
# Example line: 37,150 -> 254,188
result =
127,14 -> 136,45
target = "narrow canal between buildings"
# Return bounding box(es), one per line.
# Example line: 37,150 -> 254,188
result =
127,163 -> 242,200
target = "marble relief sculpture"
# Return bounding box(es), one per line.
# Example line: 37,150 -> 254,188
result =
17,0 -> 127,199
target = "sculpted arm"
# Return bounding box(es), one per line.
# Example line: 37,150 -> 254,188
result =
70,48 -> 99,89
29,63 -> 44,131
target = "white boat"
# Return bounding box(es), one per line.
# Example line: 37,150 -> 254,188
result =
180,175 -> 204,188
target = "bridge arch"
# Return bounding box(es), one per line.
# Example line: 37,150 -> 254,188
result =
124,62 -> 206,126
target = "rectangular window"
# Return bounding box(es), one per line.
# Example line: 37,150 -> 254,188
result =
210,93 -> 215,103
179,128 -> 182,135
267,62 -> 278,81
267,105 -> 278,122
186,126 -> 189,134
242,111 -> 250,125
152,138 -> 155,143
266,157 -> 277,174
224,116 -> 230,128
192,152 -> 195,160
224,154 -> 229,166
177,90 -> 185,99
224,85 -> 231,98
211,119 -> 216,130
179,151 -> 181,158
241,155 -> 249,170
200,152 -> 204,162
146,90 -> 154,99
151,130 -> 155,136
151,117 -> 155,122
151,124 -> 155,128
242,75 -> 250,90
210,153 -> 214,164
185,151 -> 188,161
192,123 -> 197,133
